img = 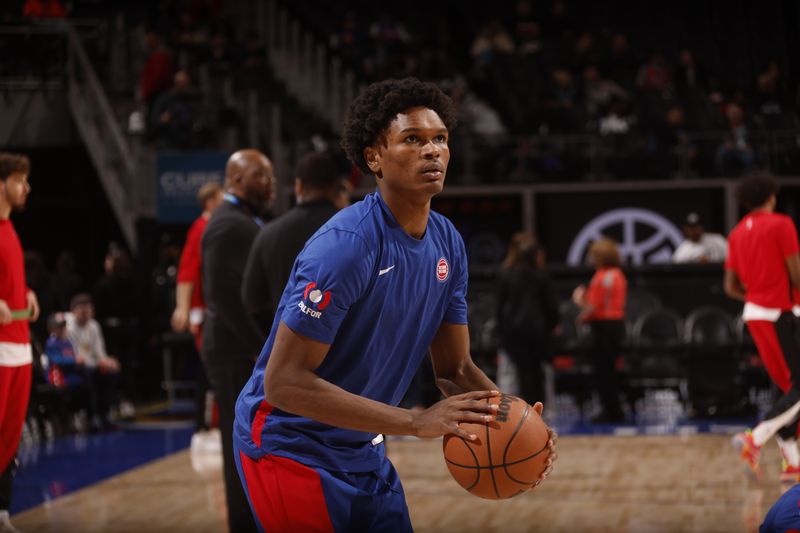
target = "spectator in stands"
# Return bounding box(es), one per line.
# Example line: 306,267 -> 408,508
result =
599,98 -> 635,135
172,181 -> 223,443
43,312 -> 90,423
605,33 -> 638,90
572,32 -> 603,72
330,11 -> 367,70
545,67 -> 579,132
471,20 -> 515,68
22,0 -> 65,18
150,70 -> 196,149
243,152 -> 341,330
636,51 -> 672,93
66,294 -> 120,431
51,251 -> 82,312
674,49 -> 707,94
715,102 -> 754,176
573,238 -> 627,423
651,104 -> 696,177
206,30 -> 237,75
93,243 -> 142,416
672,213 -> 728,264
582,65 -> 628,119
139,30 -> 175,107
754,71 -> 794,129
201,149 -> 274,533
543,0 -> 575,41
496,233 -> 558,405
44,312 -> 83,389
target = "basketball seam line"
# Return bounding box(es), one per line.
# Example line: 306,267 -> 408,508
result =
503,402 -> 537,486
460,435 -> 482,491
444,441 -> 550,470
485,397 -> 499,498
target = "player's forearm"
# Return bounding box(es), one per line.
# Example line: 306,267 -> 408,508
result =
175,283 -> 193,310
264,371 -> 418,436
436,357 -> 498,397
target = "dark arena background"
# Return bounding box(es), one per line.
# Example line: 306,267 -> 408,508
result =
2,0 -> 800,531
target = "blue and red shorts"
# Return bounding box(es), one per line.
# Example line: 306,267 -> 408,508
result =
234,440 -> 413,533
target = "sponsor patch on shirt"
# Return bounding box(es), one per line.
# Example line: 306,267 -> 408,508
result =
298,282 -> 331,319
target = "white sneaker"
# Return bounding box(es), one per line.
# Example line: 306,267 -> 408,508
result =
200,428 -> 222,453
119,401 -> 135,419
0,510 -> 21,533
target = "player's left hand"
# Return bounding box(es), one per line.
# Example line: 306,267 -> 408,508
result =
26,289 -> 40,322
531,401 -> 557,486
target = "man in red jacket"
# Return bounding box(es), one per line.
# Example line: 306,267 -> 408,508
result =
0,153 -> 39,531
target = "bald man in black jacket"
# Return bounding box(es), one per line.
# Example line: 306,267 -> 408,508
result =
241,152 -> 342,330
201,149 -> 274,533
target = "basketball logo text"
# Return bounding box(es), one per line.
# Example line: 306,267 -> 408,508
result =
495,394 -> 517,423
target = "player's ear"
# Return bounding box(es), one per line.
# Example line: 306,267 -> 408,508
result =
364,146 -> 381,177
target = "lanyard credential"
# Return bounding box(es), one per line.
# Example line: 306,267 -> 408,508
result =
224,192 -> 264,227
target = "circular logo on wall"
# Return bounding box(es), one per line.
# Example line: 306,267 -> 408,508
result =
567,208 -> 683,266
437,257 -> 449,282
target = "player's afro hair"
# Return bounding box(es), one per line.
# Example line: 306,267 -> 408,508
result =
341,77 -> 457,176
736,173 -> 779,210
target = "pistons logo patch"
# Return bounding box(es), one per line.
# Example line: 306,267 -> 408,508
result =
436,257 -> 449,282
298,281 -> 331,319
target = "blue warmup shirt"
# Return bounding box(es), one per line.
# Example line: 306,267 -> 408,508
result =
234,191 -> 469,472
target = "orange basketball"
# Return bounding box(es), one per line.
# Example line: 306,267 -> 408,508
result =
443,394 -> 551,499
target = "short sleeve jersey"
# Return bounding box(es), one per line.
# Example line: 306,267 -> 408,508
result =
725,211 -> 799,310
176,215 -> 208,309
234,192 -> 469,472
0,219 -> 29,344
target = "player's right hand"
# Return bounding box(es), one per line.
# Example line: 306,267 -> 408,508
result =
411,390 -> 500,441
0,300 -> 11,325
170,307 -> 189,332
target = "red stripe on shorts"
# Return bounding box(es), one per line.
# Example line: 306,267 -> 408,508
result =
239,452 -> 334,532
747,320 -> 792,393
251,400 -> 273,448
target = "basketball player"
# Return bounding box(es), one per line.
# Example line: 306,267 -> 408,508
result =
233,78 -> 556,532
727,174 -> 800,482
0,153 -> 39,533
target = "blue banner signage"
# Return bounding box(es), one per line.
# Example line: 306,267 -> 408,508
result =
156,151 -> 227,223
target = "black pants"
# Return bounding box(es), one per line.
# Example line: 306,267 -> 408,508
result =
753,313 -> 800,440
0,457 -> 15,511
203,356 -> 258,533
502,334 -> 546,405
589,320 -> 625,417
194,359 -> 212,431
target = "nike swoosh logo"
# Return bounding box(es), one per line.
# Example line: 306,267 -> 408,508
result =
378,265 -> 395,276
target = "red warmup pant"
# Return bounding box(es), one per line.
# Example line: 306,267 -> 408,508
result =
0,364 -> 32,473
747,320 -> 793,393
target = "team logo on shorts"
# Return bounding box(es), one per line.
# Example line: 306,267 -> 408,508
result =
436,257 -> 449,282
298,281 -> 331,319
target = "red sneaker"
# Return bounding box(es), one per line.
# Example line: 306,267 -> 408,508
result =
780,461 -> 800,483
732,431 -> 762,479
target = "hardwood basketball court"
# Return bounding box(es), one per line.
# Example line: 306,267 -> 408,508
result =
11,434 -> 787,532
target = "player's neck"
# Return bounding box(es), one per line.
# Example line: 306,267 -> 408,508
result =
380,189 -> 431,239
0,202 -> 10,220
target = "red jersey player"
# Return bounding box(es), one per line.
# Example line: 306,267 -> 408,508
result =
0,153 -> 39,531
726,174 -> 800,482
